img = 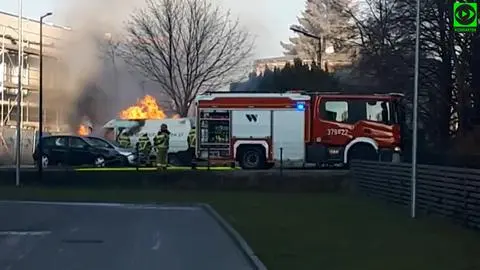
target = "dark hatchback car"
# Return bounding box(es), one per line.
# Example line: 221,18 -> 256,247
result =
33,135 -> 125,167
86,136 -> 137,166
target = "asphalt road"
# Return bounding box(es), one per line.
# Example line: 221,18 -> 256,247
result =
0,201 -> 256,270
0,165 -> 35,169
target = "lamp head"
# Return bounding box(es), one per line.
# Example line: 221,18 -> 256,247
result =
41,12 -> 53,20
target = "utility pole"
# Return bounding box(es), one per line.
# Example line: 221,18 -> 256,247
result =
317,38 -> 322,68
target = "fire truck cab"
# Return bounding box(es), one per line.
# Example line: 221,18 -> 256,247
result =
194,91 -> 405,169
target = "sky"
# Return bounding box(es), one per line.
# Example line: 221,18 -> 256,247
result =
1,0 -> 304,59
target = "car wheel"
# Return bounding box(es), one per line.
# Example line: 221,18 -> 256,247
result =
41,155 -> 49,168
94,156 -> 106,167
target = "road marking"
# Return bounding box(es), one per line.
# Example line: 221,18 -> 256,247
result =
122,205 -> 198,211
0,231 -> 51,236
152,232 -> 161,250
0,200 -> 200,211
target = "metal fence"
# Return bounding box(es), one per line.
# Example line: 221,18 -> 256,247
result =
350,160 -> 480,229
0,126 -> 36,165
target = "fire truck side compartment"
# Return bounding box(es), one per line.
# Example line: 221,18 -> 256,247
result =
230,108 -> 306,166
271,110 -> 305,163
231,109 -> 272,164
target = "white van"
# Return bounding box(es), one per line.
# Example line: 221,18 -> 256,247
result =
102,118 -> 194,165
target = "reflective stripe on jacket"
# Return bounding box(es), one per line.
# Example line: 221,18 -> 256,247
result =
153,132 -> 169,148
137,134 -> 152,151
117,134 -> 131,147
188,129 -> 196,148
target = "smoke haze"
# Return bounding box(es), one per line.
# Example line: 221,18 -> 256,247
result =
50,0 -> 263,132
52,0 -> 146,133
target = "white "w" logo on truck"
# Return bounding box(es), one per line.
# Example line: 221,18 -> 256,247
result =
245,114 -> 258,122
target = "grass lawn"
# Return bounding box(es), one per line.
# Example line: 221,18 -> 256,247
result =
0,187 -> 479,270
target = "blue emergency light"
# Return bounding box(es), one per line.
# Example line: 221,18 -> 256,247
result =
296,102 -> 305,111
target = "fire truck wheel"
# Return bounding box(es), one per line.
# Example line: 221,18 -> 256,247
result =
347,143 -> 378,164
239,146 -> 266,170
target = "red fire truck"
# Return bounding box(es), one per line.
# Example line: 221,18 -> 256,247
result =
194,91 -> 405,169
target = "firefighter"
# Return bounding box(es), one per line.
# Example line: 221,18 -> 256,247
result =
117,130 -> 132,148
187,128 -> 196,150
137,133 -> 152,165
153,124 -> 170,169
187,127 -> 196,164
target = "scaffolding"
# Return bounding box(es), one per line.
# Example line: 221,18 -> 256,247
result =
0,13 -> 73,165
0,22 -> 66,132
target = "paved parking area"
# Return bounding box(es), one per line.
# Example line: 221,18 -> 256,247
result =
0,201 -> 256,270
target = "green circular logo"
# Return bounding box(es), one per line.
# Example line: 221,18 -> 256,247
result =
455,4 -> 476,25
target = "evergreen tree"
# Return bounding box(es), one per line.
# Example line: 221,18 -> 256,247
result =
280,0 -> 356,60
233,58 -> 339,92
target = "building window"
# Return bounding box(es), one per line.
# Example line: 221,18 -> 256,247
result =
8,53 -> 28,84
28,57 -> 40,71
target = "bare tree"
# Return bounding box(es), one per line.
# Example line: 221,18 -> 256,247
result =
121,0 -> 254,116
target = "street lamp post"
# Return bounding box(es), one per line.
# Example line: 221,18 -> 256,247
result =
15,0 -> 23,187
104,33 -> 119,107
289,26 -> 323,68
38,11 -> 53,178
411,0 -> 421,219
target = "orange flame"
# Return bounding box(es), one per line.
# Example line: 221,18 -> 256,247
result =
77,125 -> 90,136
119,95 -> 169,120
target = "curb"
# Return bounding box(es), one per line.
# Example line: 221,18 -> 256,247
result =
200,203 -> 267,270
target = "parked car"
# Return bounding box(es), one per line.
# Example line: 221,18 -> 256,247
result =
33,135 -> 126,167
85,136 -> 136,166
